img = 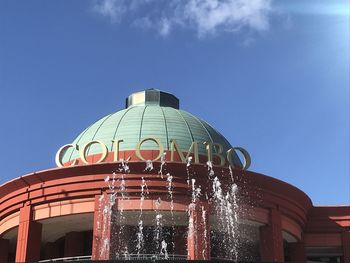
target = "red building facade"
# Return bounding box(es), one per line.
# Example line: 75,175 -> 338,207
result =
0,90 -> 349,262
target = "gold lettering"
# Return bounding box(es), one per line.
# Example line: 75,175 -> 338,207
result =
226,147 -> 251,170
80,141 -> 108,164
56,139 -> 252,170
204,142 -> 226,166
170,139 -> 199,164
111,139 -> 124,161
135,137 -> 164,161
55,144 -> 79,167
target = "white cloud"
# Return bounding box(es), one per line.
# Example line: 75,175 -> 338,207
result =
93,0 -> 126,23
159,17 -> 171,36
92,0 -> 273,37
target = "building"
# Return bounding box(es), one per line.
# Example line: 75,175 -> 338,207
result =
0,89 -> 349,263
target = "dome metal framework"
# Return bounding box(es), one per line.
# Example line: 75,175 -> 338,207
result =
63,90 -> 236,164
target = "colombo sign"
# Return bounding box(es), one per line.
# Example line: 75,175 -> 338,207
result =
55,137 -> 251,170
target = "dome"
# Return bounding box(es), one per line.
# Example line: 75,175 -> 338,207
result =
62,90 -> 239,164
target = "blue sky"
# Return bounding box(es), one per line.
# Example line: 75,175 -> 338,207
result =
0,0 -> 349,205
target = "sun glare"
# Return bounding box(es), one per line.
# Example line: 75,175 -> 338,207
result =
282,1 -> 350,16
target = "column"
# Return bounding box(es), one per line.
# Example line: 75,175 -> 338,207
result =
15,203 -> 42,263
288,242 -> 306,263
187,202 -> 210,260
0,239 -> 9,263
342,231 -> 350,263
92,193 -> 112,260
259,208 -> 284,262
64,232 -> 85,257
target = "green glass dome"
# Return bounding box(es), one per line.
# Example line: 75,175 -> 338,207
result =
62,90 -> 239,164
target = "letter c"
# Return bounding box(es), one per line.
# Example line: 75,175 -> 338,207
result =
55,144 -> 79,167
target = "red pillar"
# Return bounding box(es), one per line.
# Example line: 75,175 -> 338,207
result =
0,239 -> 9,263
259,208 -> 284,262
15,203 -> 42,263
92,193 -> 112,260
342,230 -> 350,263
187,202 -> 210,260
64,232 -> 85,257
288,242 -> 306,263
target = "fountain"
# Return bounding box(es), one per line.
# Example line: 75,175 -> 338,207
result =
54,90 -> 256,261
92,154 -> 249,262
